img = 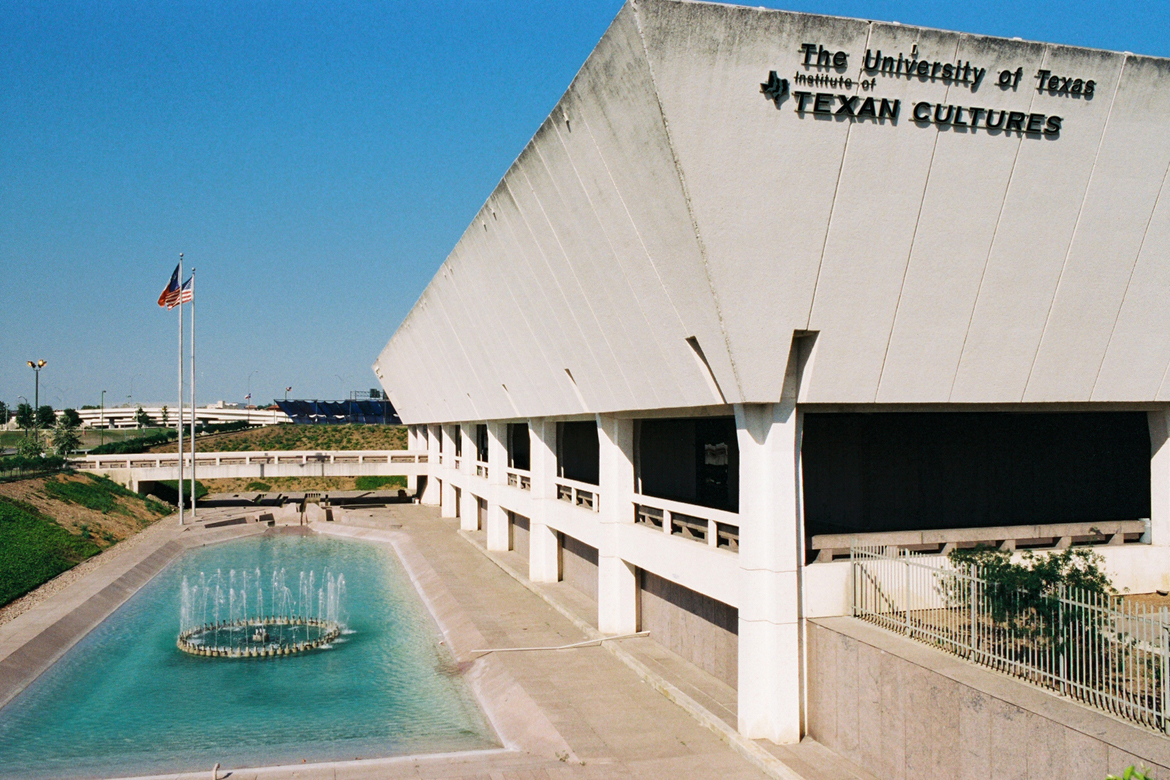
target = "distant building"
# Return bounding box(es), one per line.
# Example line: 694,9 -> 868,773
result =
74,404 -> 290,429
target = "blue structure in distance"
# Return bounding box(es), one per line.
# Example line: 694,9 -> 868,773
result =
275,399 -> 401,425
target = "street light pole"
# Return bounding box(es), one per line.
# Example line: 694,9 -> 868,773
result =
26,360 -> 46,440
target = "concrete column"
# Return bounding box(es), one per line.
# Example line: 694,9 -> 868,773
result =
406,424 -> 419,493
528,418 -> 561,582
420,424 -> 441,505
735,400 -> 803,744
441,424 -> 457,518
1150,410 -> 1170,545
485,421 -> 510,551
458,422 -> 478,531
597,414 -> 637,635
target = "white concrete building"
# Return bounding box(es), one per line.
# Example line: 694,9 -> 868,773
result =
75,404 -> 290,429
374,0 -> 1170,746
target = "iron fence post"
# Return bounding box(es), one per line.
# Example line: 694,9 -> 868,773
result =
970,571 -> 977,660
1163,610 -> 1169,734
903,551 -> 910,636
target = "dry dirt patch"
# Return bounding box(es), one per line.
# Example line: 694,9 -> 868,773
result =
0,473 -> 166,546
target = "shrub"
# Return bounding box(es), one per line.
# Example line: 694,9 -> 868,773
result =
245,481 -> 272,492
0,454 -> 66,478
946,546 -> 1116,653
354,475 -> 407,490
89,429 -> 177,455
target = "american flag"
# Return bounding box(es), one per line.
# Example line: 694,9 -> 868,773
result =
166,274 -> 194,310
157,266 -> 194,308
157,264 -> 181,307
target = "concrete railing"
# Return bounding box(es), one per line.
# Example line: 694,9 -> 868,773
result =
506,468 -> 532,491
74,450 -> 425,470
555,477 -> 599,511
633,496 -> 739,552
811,519 -> 1149,562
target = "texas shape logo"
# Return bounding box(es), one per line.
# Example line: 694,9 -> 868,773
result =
760,71 -> 789,107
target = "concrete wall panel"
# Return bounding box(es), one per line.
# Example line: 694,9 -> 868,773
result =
561,532 -> 599,601
809,617 -> 1170,779
637,2 -> 870,402
806,24 -> 958,403
951,47 -> 1125,401
876,36 -> 1046,402
1026,55 -> 1170,401
639,569 -> 738,687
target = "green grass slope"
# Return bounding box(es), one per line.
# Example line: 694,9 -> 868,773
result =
0,497 -> 101,607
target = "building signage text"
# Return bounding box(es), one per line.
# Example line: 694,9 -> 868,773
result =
762,40 -> 1098,138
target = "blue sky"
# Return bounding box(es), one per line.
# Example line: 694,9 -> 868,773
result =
2,0 -> 1166,410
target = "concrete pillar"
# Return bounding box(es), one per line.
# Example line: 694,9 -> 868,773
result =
441,424 -> 457,518
486,421 -> 510,551
458,422 -> 478,531
597,414 -> 637,635
420,423 -> 441,505
528,418 -> 561,582
735,400 -> 803,744
1150,410 -> 1170,545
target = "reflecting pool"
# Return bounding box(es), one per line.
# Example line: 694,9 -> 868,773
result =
0,533 -> 495,779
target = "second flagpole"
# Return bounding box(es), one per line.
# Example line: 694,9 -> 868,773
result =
190,268 -> 196,517
177,254 -> 185,526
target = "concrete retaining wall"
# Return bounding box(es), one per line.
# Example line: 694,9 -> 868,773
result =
638,569 -> 737,688
561,534 -> 598,601
807,616 -> 1170,779
510,512 -> 530,562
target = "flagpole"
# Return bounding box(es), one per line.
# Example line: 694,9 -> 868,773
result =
177,254 -> 185,527
189,269 -> 196,517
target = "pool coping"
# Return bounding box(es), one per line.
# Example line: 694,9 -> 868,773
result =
313,523 -> 579,762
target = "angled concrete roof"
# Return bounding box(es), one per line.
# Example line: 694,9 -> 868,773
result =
375,0 -> 1170,424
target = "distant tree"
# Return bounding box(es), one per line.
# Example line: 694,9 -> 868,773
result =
15,434 -> 44,458
62,408 -> 82,428
135,406 -> 153,428
0,401 -> 7,424
80,404 -> 98,410
51,418 -> 81,457
14,403 -> 33,431
161,406 -> 169,427
36,405 -> 56,429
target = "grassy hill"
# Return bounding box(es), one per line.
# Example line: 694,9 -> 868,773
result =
149,423 -> 406,453
0,474 -> 171,607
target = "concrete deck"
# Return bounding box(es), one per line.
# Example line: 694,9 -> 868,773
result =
0,503 -> 867,780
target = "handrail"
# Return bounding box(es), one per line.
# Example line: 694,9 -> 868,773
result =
633,496 -> 739,552
506,468 -> 532,491
813,520 -> 1148,562
75,449 -> 426,469
554,476 -> 599,511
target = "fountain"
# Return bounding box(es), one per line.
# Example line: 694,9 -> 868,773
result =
177,567 -> 346,658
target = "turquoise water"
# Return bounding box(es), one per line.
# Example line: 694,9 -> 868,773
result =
0,534 -> 495,779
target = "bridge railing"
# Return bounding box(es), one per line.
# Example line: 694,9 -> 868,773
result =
73,450 -> 428,470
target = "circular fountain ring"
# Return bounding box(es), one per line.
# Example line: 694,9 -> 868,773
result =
176,617 -> 343,658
